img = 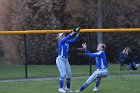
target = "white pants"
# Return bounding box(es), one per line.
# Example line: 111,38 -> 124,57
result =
86,68 -> 108,84
56,56 -> 72,78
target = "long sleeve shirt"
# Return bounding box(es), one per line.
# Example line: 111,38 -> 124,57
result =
85,49 -> 108,69
58,34 -> 78,57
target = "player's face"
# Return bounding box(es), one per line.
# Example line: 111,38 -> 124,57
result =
97,44 -> 103,51
61,33 -> 65,39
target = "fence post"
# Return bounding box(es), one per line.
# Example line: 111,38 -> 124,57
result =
97,0 -> 103,44
88,33 -> 92,75
24,34 -> 28,79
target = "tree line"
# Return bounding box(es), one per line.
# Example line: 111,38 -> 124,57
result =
0,0 -> 140,64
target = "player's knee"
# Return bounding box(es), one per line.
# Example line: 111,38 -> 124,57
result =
96,74 -> 101,78
59,77 -> 64,81
96,77 -> 101,81
102,74 -> 108,78
66,73 -> 72,78
101,72 -> 108,78
61,73 -> 66,78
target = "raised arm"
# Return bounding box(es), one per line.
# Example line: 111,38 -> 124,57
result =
67,32 -> 80,44
60,32 -> 75,43
85,51 -> 102,58
82,42 -> 102,58
60,26 -> 80,43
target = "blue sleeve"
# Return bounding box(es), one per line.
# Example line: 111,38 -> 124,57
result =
67,36 -> 78,44
60,34 -> 72,44
85,51 -> 102,58
85,49 -> 90,53
119,52 -> 124,59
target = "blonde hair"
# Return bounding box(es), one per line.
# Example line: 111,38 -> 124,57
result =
99,43 -> 106,50
57,33 -> 65,40
102,44 -> 106,49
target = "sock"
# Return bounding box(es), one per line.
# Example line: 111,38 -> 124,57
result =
79,83 -> 89,91
96,77 -> 101,87
66,78 -> 71,88
59,77 -> 64,88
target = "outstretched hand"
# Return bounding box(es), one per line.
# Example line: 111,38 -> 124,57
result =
70,26 -> 80,36
72,26 -> 80,33
82,42 -> 87,49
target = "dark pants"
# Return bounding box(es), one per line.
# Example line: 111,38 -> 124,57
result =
129,61 -> 137,70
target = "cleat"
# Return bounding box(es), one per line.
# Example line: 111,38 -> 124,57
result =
75,90 -> 81,92
65,87 -> 73,92
58,88 -> 66,93
93,87 -> 99,92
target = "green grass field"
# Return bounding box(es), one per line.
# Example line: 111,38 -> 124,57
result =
0,76 -> 140,93
0,63 -> 140,93
0,64 -> 140,79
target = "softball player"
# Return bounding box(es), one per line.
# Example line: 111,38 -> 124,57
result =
56,27 -> 80,93
75,42 -> 108,92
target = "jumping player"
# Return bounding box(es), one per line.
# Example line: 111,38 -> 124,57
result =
56,26 -> 80,93
75,42 -> 108,92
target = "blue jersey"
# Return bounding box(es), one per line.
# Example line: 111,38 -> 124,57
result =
85,50 -> 108,69
58,34 -> 78,57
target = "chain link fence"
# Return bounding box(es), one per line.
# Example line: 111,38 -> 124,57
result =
0,31 -> 140,79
